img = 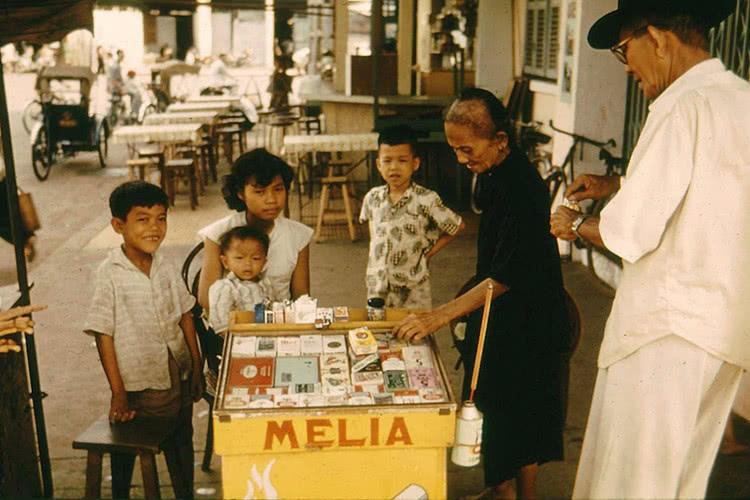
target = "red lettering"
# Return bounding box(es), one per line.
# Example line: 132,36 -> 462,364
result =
385,417 -> 413,446
306,419 -> 334,448
338,419 -> 366,447
264,420 -> 299,450
370,417 -> 380,446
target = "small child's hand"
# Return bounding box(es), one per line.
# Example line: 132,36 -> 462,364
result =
191,368 -> 204,402
110,391 -> 135,423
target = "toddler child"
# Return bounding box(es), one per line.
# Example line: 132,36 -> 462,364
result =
83,181 -> 202,498
208,225 -> 272,334
360,125 -> 465,309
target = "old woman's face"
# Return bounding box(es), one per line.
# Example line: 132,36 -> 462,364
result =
445,121 -> 508,174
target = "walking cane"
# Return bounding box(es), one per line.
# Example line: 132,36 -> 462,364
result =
452,282 -> 494,467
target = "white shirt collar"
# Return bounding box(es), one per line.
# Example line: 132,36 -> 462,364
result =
649,58 -> 726,113
110,246 -> 162,275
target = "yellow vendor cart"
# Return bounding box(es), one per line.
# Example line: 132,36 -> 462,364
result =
213,309 -> 457,499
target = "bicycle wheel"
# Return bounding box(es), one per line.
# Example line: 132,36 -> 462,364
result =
31,127 -> 52,181
97,124 -> 108,168
22,100 -> 42,135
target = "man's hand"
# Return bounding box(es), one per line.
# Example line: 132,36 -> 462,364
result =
110,391 -> 135,423
565,174 -> 620,202
191,365 -> 204,402
550,206 -> 580,241
393,311 -> 447,341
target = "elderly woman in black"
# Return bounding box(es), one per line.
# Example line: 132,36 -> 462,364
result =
395,88 -> 569,499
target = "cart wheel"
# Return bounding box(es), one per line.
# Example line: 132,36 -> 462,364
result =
97,125 -> 108,168
22,99 -> 42,135
31,127 -> 52,181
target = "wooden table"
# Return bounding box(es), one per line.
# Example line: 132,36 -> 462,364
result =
112,123 -> 203,146
142,111 -> 218,126
166,102 -> 231,113
185,95 -> 242,105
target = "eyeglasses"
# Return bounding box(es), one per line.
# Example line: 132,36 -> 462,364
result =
610,27 -> 648,65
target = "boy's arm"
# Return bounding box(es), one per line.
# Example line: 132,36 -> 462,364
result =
93,333 -> 136,423
179,312 -> 204,402
425,219 -> 466,262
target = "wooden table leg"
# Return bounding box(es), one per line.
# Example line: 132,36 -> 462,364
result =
139,452 -> 161,499
84,451 -> 103,499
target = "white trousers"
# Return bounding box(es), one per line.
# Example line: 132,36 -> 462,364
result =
573,335 -> 743,499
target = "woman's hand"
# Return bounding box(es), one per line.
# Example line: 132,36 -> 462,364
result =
565,174 -> 620,202
393,311 -> 449,341
550,206 -> 579,241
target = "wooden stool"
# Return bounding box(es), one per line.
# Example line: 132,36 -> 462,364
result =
126,158 -> 158,182
136,145 -> 165,190
216,126 -> 245,162
163,158 -> 198,210
72,415 -> 174,499
315,174 -> 356,242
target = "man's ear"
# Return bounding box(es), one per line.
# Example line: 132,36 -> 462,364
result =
646,25 -> 670,58
496,131 -> 510,150
111,217 -> 125,235
412,155 -> 421,171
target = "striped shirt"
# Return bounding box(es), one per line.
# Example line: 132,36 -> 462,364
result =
83,247 -> 196,391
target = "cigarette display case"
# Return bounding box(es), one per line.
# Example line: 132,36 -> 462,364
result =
213,309 -> 457,499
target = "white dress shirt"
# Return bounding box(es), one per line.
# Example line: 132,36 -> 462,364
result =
599,58 -> 750,370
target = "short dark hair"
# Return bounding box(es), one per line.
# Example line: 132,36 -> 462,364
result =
444,87 -> 517,146
378,125 -> 417,155
622,11 -> 709,49
109,181 -> 169,220
221,148 -> 294,212
218,225 -> 270,255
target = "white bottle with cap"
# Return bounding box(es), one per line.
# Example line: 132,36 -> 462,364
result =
451,400 -> 483,467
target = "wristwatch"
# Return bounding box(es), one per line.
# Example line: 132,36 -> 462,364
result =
571,213 -> 589,239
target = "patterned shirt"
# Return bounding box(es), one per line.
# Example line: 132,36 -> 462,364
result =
359,183 -> 462,295
83,247 -> 196,391
208,272 -> 271,334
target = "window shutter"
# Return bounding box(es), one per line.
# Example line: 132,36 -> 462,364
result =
546,0 -> 561,79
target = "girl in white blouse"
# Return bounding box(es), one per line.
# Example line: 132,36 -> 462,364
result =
197,149 -> 313,310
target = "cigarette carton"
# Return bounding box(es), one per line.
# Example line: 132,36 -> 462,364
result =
248,394 -> 274,409
407,368 -> 439,389
231,335 -> 257,357
352,370 -> 384,386
348,327 -> 377,356
383,370 -> 409,392
274,394 -> 301,408
418,388 -> 446,403
380,352 -> 406,371
393,389 -> 421,404
255,337 -> 277,357
351,353 -> 381,373
276,336 -> 301,357
323,335 -> 347,354
300,334 -> 323,355
402,345 -> 435,369
274,357 -> 320,386
224,394 -> 251,409
347,392 -> 374,406
333,306 -> 349,322
300,394 -> 327,407
227,357 -> 274,388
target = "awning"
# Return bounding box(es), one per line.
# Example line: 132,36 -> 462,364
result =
0,1 -> 94,45
95,0 -> 311,12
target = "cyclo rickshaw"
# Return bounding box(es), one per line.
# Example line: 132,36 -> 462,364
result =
30,65 -> 109,181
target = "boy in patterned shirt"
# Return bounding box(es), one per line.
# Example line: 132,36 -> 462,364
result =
360,125 -> 465,308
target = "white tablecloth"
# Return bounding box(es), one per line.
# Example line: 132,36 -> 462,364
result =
186,95 -> 242,104
283,133 -> 379,154
111,123 -> 203,145
166,102 -> 231,113
143,111 -> 218,126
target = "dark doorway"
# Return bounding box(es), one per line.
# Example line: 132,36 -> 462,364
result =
175,15 -> 194,60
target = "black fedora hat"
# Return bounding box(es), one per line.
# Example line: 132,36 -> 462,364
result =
588,0 -> 737,49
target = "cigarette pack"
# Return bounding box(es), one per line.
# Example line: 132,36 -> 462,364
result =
407,368 -> 439,389
227,357 -> 274,388
300,334 -> 323,355
272,302 -> 285,323
254,303 -> 265,324
283,305 -> 294,324
231,335 -> 257,357
291,383 -> 322,394
274,394 -> 301,408
276,336 -> 301,357
388,336 -> 408,352
320,353 -> 349,372
380,352 -> 406,371
251,386 -> 288,396
274,356 -> 320,386
255,337 -> 277,357
393,389 -> 421,404
347,392 -> 374,406
293,296 -> 317,324
418,388 -> 446,403
372,392 -> 394,405
321,365 -> 348,376
322,374 -> 351,394
264,310 -> 275,324
300,394 -> 327,407
229,386 -> 249,396
383,370 -> 409,392
373,333 -> 391,352
323,335 -> 347,354
315,308 -> 334,329
354,383 -> 385,393
224,394 -> 251,409
248,394 -> 274,408
402,345 -> 435,369
325,394 -> 348,406
348,327 -> 377,356
352,370 -> 384,386
333,306 -> 349,322
351,353 -> 381,373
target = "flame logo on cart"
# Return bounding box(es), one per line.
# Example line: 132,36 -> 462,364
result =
244,459 -> 278,499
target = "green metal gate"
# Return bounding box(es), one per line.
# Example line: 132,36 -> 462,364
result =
622,0 -> 750,159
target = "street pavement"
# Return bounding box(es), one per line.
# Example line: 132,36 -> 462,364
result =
1,72 -> 748,498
